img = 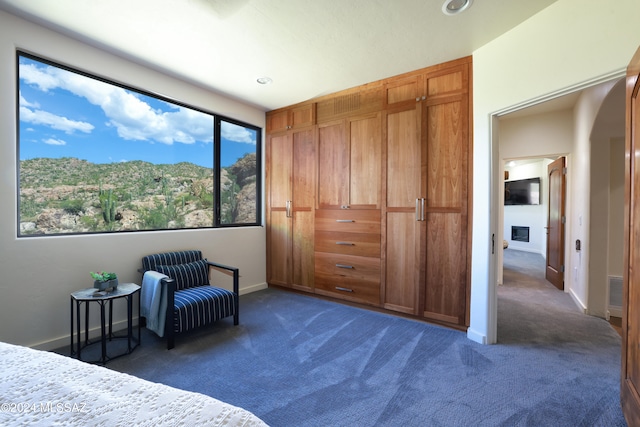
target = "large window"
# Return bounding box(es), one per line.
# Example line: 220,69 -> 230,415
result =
17,52 -> 260,236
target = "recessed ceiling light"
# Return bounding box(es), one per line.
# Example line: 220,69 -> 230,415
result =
442,0 -> 473,15
256,77 -> 272,85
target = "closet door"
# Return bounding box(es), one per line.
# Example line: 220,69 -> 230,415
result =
266,127 -> 316,290
291,128 -> 316,291
422,94 -> 469,326
383,104 -> 422,315
266,132 -> 293,287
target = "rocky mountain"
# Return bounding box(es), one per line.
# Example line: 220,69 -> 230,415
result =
19,154 -> 257,235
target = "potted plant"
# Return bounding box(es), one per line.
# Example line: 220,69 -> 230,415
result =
90,271 -> 118,291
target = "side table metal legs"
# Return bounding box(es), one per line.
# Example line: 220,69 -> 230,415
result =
70,284 -> 140,365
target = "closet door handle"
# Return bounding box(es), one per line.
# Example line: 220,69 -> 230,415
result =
416,198 -> 426,221
336,219 -> 355,223
336,242 -> 354,246
336,264 -> 354,269
285,200 -> 292,218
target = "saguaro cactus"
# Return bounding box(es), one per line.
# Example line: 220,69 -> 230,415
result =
99,189 -> 117,224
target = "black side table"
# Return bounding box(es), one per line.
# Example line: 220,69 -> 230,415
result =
70,283 -> 141,364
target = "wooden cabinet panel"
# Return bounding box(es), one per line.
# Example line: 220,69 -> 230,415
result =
267,103 -> 315,133
350,113 -> 382,209
315,209 -> 380,233
423,212 -> 467,325
384,212 -> 420,314
317,114 -> 382,209
293,129 -> 316,208
292,210 -> 315,290
315,230 -> 380,257
267,210 -> 291,286
386,107 -> 421,208
426,70 -> 464,97
266,110 -> 290,133
385,76 -> 421,106
268,133 -> 292,208
425,98 -> 466,209
317,121 -> 348,208
291,104 -> 315,129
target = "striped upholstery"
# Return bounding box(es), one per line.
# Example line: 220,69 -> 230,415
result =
142,250 -> 203,272
141,250 -> 239,346
156,260 -> 209,290
173,286 -> 237,333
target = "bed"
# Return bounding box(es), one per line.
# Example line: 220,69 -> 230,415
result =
0,341 -> 268,426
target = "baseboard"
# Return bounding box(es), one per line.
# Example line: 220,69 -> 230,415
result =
466,328 -> 487,345
33,318 -> 141,352
609,306 -> 622,318
240,282 -> 268,295
506,247 -> 545,257
33,282 -> 269,351
568,288 -> 588,314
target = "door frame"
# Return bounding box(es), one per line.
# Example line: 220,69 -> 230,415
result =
621,44 -> 640,426
487,73 -> 625,345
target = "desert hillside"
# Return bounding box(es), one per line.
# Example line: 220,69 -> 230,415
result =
19,154 -> 257,235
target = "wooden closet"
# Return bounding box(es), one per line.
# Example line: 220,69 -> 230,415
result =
266,56 -> 472,330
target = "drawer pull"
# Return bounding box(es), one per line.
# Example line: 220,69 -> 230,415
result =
336,241 -> 354,246
336,219 -> 355,223
336,264 -> 354,269
335,286 -> 354,292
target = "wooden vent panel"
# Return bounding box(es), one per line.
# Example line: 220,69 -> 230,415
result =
317,88 -> 383,122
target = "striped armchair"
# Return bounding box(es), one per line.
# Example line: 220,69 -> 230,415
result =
141,250 -> 239,349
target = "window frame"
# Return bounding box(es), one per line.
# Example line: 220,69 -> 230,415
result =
16,50 -> 262,237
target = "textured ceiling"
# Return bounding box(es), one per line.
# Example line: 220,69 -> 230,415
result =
0,0 -> 557,111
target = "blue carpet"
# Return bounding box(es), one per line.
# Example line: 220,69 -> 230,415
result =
107,285 -> 625,427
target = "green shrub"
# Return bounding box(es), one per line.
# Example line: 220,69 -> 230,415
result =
60,199 -> 84,215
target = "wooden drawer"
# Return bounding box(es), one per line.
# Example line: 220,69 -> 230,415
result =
314,252 -> 380,305
315,230 -> 380,257
315,209 -> 381,233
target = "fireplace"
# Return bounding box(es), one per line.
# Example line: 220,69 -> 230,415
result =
511,226 -> 530,242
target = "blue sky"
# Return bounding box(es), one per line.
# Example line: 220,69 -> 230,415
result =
18,55 -> 257,168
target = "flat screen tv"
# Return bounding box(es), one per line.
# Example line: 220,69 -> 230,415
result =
504,177 -> 541,205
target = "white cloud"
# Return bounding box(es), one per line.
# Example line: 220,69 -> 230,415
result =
43,138 -> 66,146
221,121 -> 256,144
19,93 -> 39,109
20,61 -> 214,146
20,106 -> 94,134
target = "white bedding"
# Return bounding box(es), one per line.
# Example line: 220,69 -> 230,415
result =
0,341 -> 268,426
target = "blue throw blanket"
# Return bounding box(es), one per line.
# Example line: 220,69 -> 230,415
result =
141,271 -> 168,337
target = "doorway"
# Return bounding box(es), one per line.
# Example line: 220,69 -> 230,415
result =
495,78 -> 626,339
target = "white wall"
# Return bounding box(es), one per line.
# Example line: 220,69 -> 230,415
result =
609,137 -> 625,276
469,0 -> 640,344
570,82 -> 617,314
0,10 -> 267,349
503,161 -> 548,255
